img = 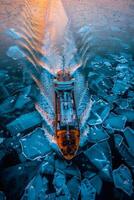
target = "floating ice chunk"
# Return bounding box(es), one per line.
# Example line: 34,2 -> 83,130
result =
81,178 -> 96,200
87,111 -> 102,125
104,61 -> 112,68
123,127 -> 134,156
78,26 -> 90,35
92,100 -> 111,122
67,176 -> 80,200
103,113 -> 127,131
116,98 -> 129,109
116,63 -> 129,72
7,45 -> 26,60
87,100 -> 111,126
88,126 -> 109,143
111,55 -> 128,64
116,56 -> 128,64
114,134 -> 134,174
83,171 -> 103,194
103,94 -> 118,104
0,96 -> 16,116
40,161 -> 54,175
20,128 -> 52,160
113,165 -> 133,196
90,61 -> 100,69
90,175 -> 103,194
14,86 -> 31,109
99,164 -> 113,181
112,80 -> 129,95
22,175 -> 48,200
6,28 -> 21,40
0,137 -> 4,144
114,134 -> 123,147
115,109 -> 134,122
7,111 -> 42,136
84,142 -> 112,168
53,170 -> 70,198
84,142 -> 112,180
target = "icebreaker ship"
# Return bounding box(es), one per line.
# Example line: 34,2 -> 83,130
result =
54,70 -> 80,160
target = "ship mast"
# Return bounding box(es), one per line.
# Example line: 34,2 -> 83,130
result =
62,55 -> 65,75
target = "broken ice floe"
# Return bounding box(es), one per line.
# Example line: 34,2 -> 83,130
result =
81,178 -> 96,200
6,28 -> 21,40
123,127 -> 134,156
88,126 -> 109,143
67,176 -> 80,200
14,86 -> 31,109
21,174 -> 48,200
114,134 -> 134,174
53,170 -> 69,197
0,96 -> 16,116
20,128 -> 52,160
87,100 -> 111,125
113,164 -> 133,196
7,45 -> 26,60
115,109 -> 134,122
89,175 -> 103,195
103,113 -> 127,131
7,111 -> 42,136
84,142 -> 112,180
